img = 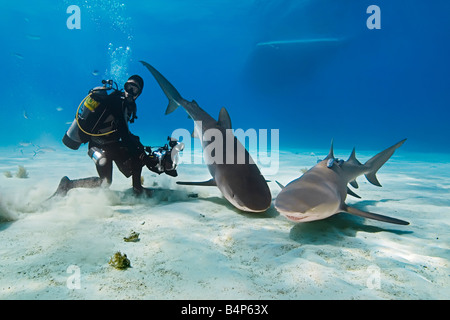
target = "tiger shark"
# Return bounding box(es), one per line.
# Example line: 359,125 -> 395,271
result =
275,139 -> 409,225
140,61 -> 271,212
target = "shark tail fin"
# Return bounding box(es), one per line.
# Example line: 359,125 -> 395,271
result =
139,61 -> 183,115
343,205 -> 409,225
364,139 -> 406,187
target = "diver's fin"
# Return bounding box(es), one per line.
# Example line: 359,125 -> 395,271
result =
217,107 -> 232,129
50,176 -> 102,199
51,176 -> 72,198
343,204 -> 409,225
176,179 -> 217,187
275,181 -> 285,189
364,139 -> 407,187
346,187 -> 361,199
140,61 -> 184,115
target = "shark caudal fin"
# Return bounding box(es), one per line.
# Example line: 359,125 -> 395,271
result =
140,61 -> 183,115
343,204 -> 409,225
364,139 -> 407,187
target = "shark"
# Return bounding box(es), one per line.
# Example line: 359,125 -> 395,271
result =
274,139 -> 409,225
256,38 -> 342,48
140,61 -> 272,212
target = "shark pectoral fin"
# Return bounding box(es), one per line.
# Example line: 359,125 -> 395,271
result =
275,181 -> 285,189
343,205 -> 409,225
176,179 -> 217,187
347,187 -> 361,199
349,180 -> 359,189
217,107 -> 232,129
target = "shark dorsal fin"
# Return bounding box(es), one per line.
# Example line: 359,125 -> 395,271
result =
324,139 -> 334,161
217,107 -> 232,129
347,148 -> 362,165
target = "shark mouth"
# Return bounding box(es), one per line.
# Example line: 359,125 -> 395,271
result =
284,214 -> 310,222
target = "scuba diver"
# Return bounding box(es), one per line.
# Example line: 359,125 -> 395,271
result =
55,75 -> 183,196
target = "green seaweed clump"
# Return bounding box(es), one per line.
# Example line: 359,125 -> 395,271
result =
109,251 -> 131,270
3,171 -> 13,178
16,166 -> 29,179
123,230 -> 140,242
300,167 -> 309,174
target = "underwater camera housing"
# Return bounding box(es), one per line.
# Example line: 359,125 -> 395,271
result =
148,137 -> 185,177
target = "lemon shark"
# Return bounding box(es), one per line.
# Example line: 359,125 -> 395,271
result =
275,139 -> 409,225
140,61 -> 271,212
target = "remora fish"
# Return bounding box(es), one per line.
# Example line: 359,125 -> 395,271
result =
275,139 -> 409,225
140,61 -> 271,212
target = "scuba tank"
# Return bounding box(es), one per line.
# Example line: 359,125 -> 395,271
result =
62,80 -> 119,150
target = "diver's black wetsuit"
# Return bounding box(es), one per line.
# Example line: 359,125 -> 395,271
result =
55,85 -> 156,196
87,89 -> 146,190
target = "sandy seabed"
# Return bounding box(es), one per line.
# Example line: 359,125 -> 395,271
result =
0,144 -> 449,300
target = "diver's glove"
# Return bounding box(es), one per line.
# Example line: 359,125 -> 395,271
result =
164,168 -> 178,177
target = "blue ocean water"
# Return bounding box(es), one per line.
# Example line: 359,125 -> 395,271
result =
1,0 -> 449,154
